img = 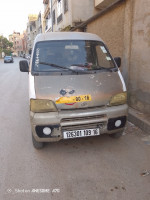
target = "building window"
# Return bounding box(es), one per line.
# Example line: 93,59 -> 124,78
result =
57,0 -> 62,16
57,0 -> 63,24
48,12 -> 50,19
53,10 -> 55,25
64,0 -> 68,13
57,13 -> 62,24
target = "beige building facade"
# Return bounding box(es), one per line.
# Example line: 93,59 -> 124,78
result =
27,15 -> 39,53
9,32 -> 23,56
43,0 -> 97,32
26,13 -> 44,53
73,0 -> 150,114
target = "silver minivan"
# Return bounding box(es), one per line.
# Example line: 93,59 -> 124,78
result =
20,32 -> 128,149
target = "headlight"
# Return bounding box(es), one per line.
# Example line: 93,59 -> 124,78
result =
109,92 -> 127,106
30,99 -> 57,112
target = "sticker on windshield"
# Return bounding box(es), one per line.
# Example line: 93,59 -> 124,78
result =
35,48 -> 40,68
65,45 -> 79,49
100,46 -> 107,54
106,56 -> 111,61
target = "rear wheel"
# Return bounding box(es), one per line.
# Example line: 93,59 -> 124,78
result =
109,131 -> 124,139
32,134 -> 44,149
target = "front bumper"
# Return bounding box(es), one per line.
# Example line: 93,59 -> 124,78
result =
31,104 -> 128,142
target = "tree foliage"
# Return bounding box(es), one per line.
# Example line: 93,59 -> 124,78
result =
0,36 -> 13,55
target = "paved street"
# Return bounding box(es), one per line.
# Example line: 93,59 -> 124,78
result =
0,57 -> 150,200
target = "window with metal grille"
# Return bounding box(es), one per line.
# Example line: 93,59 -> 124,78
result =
57,0 -> 62,16
57,13 -> 62,24
53,10 -> 55,24
64,0 -> 68,13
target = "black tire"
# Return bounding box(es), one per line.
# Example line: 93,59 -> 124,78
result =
32,134 -> 44,149
109,131 -> 123,139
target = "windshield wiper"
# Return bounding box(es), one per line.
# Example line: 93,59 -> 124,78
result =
39,62 -> 79,74
39,62 -> 89,74
96,66 -> 114,72
71,64 -> 114,72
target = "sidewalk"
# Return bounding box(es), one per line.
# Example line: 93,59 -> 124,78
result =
128,107 -> 150,135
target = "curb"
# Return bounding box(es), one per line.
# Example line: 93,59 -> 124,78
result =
128,107 -> 150,134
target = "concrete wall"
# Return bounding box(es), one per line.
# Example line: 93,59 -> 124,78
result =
72,0 -> 96,25
128,0 -> 150,114
95,0 -> 119,9
81,0 -> 150,114
87,1 -> 125,58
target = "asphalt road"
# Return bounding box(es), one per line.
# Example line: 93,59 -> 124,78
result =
0,57 -> 150,200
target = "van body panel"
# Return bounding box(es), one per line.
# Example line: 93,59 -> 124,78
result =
20,32 -> 128,145
34,72 -> 123,109
34,32 -> 103,43
29,73 -> 36,99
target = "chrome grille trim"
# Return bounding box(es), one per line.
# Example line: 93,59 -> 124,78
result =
60,105 -> 106,111
61,122 -> 106,131
61,115 -> 107,127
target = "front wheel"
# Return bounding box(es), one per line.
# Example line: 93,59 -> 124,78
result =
109,131 -> 124,139
32,134 -> 44,149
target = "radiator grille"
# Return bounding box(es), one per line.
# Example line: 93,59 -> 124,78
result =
61,115 -> 106,123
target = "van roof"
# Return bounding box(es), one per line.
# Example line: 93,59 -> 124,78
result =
34,32 -> 103,43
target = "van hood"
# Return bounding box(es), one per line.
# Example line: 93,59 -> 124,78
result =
34,72 -> 124,110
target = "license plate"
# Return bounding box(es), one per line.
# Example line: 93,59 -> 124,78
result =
56,94 -> 91,104
63,128 -> 100,139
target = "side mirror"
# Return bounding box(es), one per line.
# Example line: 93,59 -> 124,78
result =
114,57 -> 121,68
19,60 -> 29,72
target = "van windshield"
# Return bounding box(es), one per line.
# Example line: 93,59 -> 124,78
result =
32,40 -> 116,73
